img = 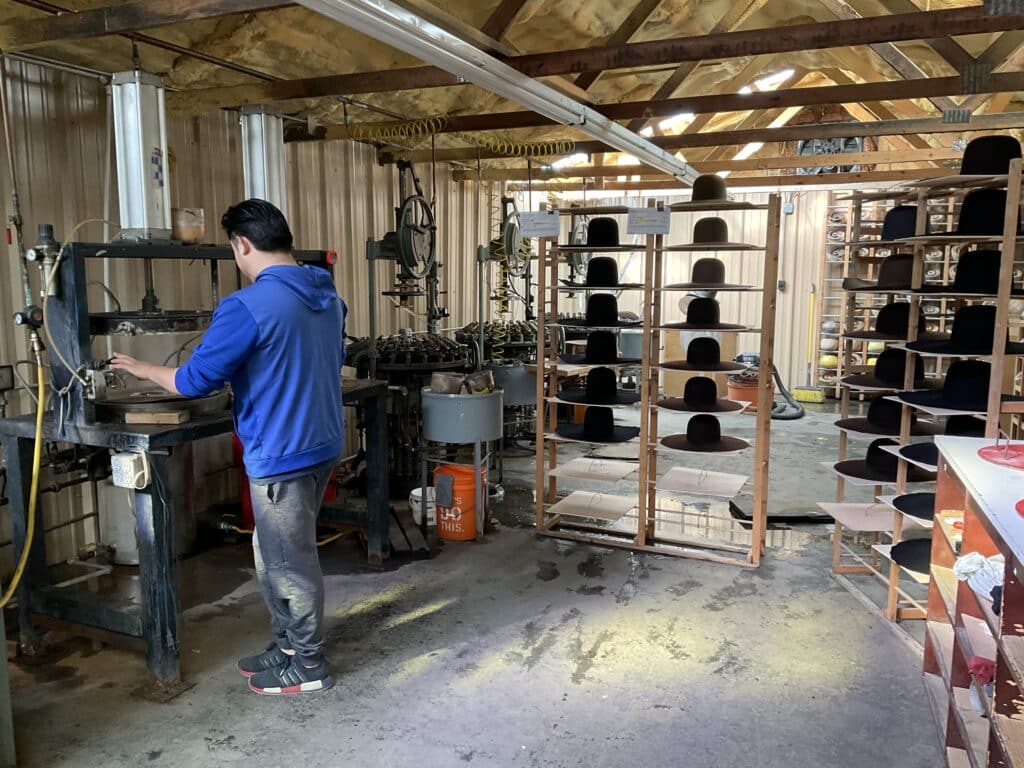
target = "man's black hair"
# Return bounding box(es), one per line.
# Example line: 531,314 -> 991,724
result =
221,198 -> 293,252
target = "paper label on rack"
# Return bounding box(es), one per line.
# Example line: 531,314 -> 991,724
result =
519,210 -> 560,238
626,208 -> 670,235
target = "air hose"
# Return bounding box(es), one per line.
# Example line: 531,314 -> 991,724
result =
0,355 -> 45,608
770,365 -> 805,421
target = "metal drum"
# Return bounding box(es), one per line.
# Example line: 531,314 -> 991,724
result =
421,388 -> 503,444
488,361 -> 535,407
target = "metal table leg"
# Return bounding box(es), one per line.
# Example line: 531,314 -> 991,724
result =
3,434 -> 46,655
364,393 -> 390,566
136,451 -> 183,688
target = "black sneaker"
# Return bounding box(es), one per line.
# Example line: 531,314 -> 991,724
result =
236,641 -> 294,678
248,656 -> 334,695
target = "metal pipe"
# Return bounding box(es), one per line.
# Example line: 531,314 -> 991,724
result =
367,239 -> 378,380
0,54 -> 32,307
477,245 -> 486,372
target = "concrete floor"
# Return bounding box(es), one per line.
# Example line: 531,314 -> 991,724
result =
7,399 -> 944,768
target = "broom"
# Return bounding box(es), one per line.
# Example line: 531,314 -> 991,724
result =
792,283 -> 826,404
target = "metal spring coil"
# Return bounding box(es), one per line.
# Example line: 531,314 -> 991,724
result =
349,115 -> 450,143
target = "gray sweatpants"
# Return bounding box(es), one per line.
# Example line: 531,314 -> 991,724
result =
249,465 -> 333,662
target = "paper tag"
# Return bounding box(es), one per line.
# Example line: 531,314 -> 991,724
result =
626,208 -> 670,235
519,210 -> 560,238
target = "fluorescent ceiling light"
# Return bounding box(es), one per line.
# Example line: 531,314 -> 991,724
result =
733,141 -> 765,161
295,0 -> 699,184
657,112 -> 695,132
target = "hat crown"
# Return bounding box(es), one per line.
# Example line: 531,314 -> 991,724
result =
942,359 -> 991,409
865,437 -> 900,475
691,174 -> 728,202
874,302 -> 919,335
960,135 -> 1022,175
583,330 -> 619,363
874,348 -> 924,386
957,188 -> 1018,236
881,205 -> 921,240
875,253 -> 914,288
949,304 -> 998,349
683,376 -> 718,408
582,406 -> 615,440
867,397 -> 915,428
951,249 -> 1001,291
584,366 -> 618,403
584,256 -> 620,287
945,414 -> 986,437
693,217 -> 729,244
686,297 -> 721,326
690,258 -> 727,285
686,336 -> 722,365
686,413 -> 723,445
586,217 -> 619,247
585,293 -> 620,325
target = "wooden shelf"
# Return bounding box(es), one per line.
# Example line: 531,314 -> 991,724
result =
933,565 -> 958,622
993,714 -> 1024,768
951,686 -> 990,768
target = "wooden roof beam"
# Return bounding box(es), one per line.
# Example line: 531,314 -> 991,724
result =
481,0 -> 528,40
166,5 -> 1024,113
377,111 -> 1024,163
574,0 -> 665,90
874,0 -> 974,72
292,71 -> 1024,141
0,0 -> 290,51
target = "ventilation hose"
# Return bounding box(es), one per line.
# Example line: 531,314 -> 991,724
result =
0,358 -> 46,608
771,365 -> 805,421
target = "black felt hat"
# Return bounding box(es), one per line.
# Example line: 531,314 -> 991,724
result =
555,405 -> 640,443
843,253 -> 916,292
897,359 -> 996,413
845,302 -> 941,342
586,217 -> 620,247
907,304 -> 1024,357
660,413 -> 749,453
691,174 -> 729,202
658,375 -> 745,413
960,135 -> 1022,175
558,366 -> 640,406
881,205 -> 922,241
561,256 -> 643,290
840,348 -> 931,391
892,492 -> 936,523
664,258 -> 753,291
559,293 -> 642,329
659,336 -> 748,372
560,330 -> 642,365
916,249 -> 1024,296
661,297 -> 747,331
954,188 -> 1021,237
832,437 -> 937,484
898,415 -> 986,470
890,538 -> 932,577
834,397 -> 937,437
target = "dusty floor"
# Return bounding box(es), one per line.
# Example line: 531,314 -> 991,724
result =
7,401 -> 942,768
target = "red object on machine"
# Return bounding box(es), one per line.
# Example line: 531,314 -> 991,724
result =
233,434 -> 337,530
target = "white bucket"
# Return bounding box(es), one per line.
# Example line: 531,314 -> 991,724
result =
409,487 -> 436,526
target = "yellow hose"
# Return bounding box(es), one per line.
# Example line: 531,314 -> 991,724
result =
0,361 -> 46,608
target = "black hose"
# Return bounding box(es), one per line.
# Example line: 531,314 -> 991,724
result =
771,365 -> 805,421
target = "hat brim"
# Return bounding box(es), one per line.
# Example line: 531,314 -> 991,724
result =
896,388 -> 989,413
833,417 -> 939,438
889,538 -> 932,576
558,281 -> 645,291
669,201 -> 757,212
555,423 -> 641,444
913,283 -> 1024,297
660,321 -> 749,332
840,373 -> 938,391
657,396 -> 745,414
831,458 -> 936,484
898,442 -> 939,471
555,320 -> 643,329
898,234 -> 1004,244
560,353 -> 642,365
556,245 -> 643,253
661,242 -> 763,252
658,359 -> 748,373
660,433 -> 750,453
891,492 -> 936,522
557,388 -> 640,406
904,338 -> 1024,356
662,281 -> 755,292
841,277 -> 913,292
839,239 -> 913,248
844,330 -> 950,343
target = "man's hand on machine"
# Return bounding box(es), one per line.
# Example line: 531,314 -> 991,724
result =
110,354 -> 181,395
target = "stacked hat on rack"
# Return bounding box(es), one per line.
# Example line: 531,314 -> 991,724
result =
556,218 -> 643,444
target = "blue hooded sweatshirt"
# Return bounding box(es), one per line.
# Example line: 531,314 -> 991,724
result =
175,264 -> 347,479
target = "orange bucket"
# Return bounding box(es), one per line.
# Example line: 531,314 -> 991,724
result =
433,465 -> 486,541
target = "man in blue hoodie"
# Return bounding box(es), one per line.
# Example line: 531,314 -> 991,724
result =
111,199 -> 346,696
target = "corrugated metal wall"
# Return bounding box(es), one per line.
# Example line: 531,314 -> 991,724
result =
0,61 -> 490,571
538,191 -> 829,387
